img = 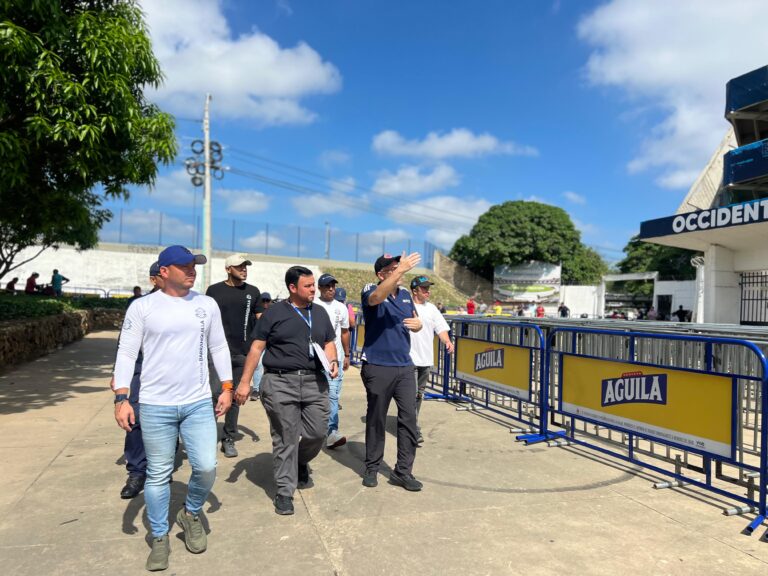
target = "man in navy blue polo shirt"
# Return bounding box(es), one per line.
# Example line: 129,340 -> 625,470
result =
360,252 -> 423,491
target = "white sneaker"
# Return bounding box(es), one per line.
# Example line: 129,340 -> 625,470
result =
326,430 -> 347,449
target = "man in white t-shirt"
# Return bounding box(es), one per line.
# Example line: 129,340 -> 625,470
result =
113,245 -> 233,572
409,275 -> 454,444
314,273 -> 350,448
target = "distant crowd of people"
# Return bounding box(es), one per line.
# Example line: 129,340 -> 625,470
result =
4,269 -> 69,297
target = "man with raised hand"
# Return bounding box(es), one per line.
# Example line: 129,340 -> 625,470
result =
409,275 -> 454,445
206,253 -> 263,458
360,252 -> 423,491
314,273 -> 350,449
234,266 -> 337,516
113,245 -> 233,572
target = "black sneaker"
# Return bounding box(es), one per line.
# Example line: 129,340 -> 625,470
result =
120,475 -> 145,499
298,463 -> 313,488
274,495 -> 294,515
389,470 -> 423,492
221,438 -> 237,458
250,391 -> 260,402
362,469 -> 378,488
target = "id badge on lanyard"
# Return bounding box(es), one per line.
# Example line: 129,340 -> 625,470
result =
290,303 -> 314,358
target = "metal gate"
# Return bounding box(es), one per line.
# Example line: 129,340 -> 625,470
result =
741,271 -> 768,325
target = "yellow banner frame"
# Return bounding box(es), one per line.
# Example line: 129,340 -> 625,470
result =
455,337 -> 532,401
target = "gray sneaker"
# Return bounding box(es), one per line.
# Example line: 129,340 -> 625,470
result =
146,534 -> 170,571
221,438 -> 237,458
176,507 -> 207,554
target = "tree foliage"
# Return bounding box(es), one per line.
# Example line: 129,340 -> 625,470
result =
449,201 -> 608,284
615,235 -> 700,295
0,0 -> 176,279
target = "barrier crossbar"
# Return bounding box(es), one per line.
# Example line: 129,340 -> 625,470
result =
539,327 -> 768,535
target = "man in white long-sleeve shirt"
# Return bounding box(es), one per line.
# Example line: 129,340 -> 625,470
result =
113,245 -> 233,572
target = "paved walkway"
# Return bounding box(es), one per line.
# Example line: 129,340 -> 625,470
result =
1,331 -> 768,575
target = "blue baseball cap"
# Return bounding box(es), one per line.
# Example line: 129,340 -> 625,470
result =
157,245 -> 206,268
149,261 -> 161,277
318,273 -> 337,286
261,292 -> 272,301
334,287 -> 347,302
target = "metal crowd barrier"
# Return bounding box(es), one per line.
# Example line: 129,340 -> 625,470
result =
413,317 -> 768,537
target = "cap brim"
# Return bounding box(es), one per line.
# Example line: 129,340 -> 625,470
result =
193,254 -> 207,265
227,259 -> 251,267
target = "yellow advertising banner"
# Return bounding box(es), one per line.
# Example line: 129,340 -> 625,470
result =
354,323 -> 365,352
561,355 -> 733,458
430,336 -> 440,375
455,337 -> 531,401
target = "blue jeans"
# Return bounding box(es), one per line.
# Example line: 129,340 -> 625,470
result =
252,358 -> 264,392
140,398 -> 217,537
326,364 -> 343,434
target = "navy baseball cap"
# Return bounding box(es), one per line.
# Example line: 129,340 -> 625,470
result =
157,245 -> 206,268
410,275 -> 434,290
261,292 -> 272,301
149,261 -> 161,277
334,287 -> 347,302
318,273 -> 337,286
374,253 -> 401,273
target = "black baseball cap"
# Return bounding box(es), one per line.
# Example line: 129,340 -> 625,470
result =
374,253 -> 401,273
410,275 -> 434,290
317,273 -> 337,286
149,261 -> 161,277
261,292 -> 272,301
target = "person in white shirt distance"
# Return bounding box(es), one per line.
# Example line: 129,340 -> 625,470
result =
314,273 -> 350,449
409,275 -> 454,445
113,245 -> 233,572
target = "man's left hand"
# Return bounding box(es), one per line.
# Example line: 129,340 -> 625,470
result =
403,316 -> 422,332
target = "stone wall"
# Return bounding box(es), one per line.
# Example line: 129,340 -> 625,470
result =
0,309 -> 123,369
433,251 -> 494,303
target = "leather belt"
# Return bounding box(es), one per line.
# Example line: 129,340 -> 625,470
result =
265,369 -> 319,376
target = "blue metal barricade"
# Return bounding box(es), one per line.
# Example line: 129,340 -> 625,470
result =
540,327 -> 768,534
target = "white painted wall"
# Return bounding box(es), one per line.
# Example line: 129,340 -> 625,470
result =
653,280 -> 697,316
703,244 -> 741,324
560,285 -> 599,318
12,244 -> 320,299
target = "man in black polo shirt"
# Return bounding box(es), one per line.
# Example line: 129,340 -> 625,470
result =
206,253 -> 263,458
360,252 -> 423,491
235,266 -> 337,515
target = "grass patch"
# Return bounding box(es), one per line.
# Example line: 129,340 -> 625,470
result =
0,294 -> 129,321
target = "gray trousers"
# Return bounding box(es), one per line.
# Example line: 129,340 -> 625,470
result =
261,372 -> 329,497
414,365 -> 431,432
361,363 -> 418,476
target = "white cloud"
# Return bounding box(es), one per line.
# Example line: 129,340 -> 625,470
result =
372,128 -> 539,159
141,0 -> 341,125
372,164 -> 460,196
290,176 -> 368,217
521,195 -> 552,205
578,0 -> 768,188
572,218 -> 599,236
215,187 -> 269,214
141,169 -> 198,207
240,230 -> 286,252
563,190 -> 586,205
357,229 -> 410,257
318,150 -> 351,169
385,195 -> 492,251
101,209 -> 196,246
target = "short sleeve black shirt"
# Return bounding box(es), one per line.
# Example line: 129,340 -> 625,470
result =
254,300 -> 335,371
206,281 -> 263,356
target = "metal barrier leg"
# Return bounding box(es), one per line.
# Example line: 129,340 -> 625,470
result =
653,455 -> 690,489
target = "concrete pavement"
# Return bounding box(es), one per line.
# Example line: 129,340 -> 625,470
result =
1,331 -> 767,575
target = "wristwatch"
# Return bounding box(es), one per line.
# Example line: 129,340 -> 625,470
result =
114,393 -> 129,404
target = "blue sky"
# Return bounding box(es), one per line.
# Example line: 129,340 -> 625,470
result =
101,0 -> 768,264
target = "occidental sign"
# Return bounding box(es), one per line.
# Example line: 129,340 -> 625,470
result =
639,198 -> 768,239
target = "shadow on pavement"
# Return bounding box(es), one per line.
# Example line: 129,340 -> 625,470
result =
0,333 -> 117,415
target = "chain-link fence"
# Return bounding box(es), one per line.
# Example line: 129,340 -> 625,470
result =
99,208 -> 437,268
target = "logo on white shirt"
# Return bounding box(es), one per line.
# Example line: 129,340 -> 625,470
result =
195,307 -> 207,319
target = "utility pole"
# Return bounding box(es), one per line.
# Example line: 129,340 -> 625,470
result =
324,221 -> 331,259
185,94 -> 223,291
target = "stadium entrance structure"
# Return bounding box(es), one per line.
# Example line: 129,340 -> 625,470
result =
640,66 -> 768,325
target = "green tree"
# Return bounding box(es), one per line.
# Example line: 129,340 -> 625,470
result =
0,0 -> 176,280
449,201 -> 607,283
615,235 -> 700,295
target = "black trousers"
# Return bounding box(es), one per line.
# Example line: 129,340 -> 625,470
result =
361,363 -> 418,476
125,371 -> 146,477
210,354 -> 246,440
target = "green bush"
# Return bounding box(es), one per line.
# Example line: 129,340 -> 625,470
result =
0,295 -> 66,320
0,294 -> 128,321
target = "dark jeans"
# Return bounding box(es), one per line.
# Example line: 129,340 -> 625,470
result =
361,363 -> 418,476
125,373 -> 146,477
210,354 -> 246,441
